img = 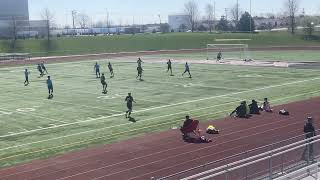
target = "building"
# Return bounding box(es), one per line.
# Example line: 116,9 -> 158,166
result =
168,14 -> 190,32
0,0 -> 48,38
0,0 -> 29,20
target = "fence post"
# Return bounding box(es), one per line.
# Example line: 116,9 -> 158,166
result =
307,142 -> 310,165
269,144 -> 273,180
225,164 -> 229,180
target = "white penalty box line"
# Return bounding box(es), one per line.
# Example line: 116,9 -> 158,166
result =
0,76 -> 319,139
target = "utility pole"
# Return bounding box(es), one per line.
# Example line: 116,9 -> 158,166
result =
225,8 -> 228,21
72,10 -> 77,35
158,14 -> 161,25
250,0 -> 252,33
106,9 -> 110,34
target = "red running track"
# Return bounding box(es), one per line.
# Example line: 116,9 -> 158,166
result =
0,97 -> 319,180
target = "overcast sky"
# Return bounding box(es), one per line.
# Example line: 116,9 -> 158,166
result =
29,0 -> 319,26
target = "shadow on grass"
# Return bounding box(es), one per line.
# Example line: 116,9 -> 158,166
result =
129,117 -> 137,123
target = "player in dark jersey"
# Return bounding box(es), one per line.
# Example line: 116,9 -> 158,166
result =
94,62 -> 101,78
47,76 -> 53,99
137,57 -> 143,67
217,51 -> 222,62
100,73 -> 108,94
41,62 -> 48,74
125,93 -> 136,118
182,62 -> 192,78
136,66 -> 143,80
24,69 -> 30,86
108,62 -> 114,78
37,64 -> 44,77
167,59 -> 173,76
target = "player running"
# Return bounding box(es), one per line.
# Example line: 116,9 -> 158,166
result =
94,62 -> 101,78
47,76 -> 53,99
167,59 -> 173,76
24,69 -> 30,86
37,64 -> 44,77
136,66 -> 143,80
217,51 -> 222,62
108,62 -> 114,78
182,62 -> 192,78
100,73 -> 108,94
125,93 -> 136,118
137,57 -> 143,67
41,62 -> 48,74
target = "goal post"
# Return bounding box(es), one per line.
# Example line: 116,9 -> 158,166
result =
206,44 -> 251,61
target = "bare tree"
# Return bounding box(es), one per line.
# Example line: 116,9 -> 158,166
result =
230,0 -> 241,29
77,13 -> 90,28
184,0 -> 198,32
284,0 -> 299,34
205,3 -> 214,32
41,8 -> 54,42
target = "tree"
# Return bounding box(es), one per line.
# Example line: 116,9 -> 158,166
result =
184,0 -> 198,32
230,0 -> 241,29
41,8 -> 54,42
77,13 -> 90,28
205,3 -> 214,32
284,0 -> 299,34
197,24 -> 207,31
303,17 -> 315,39
216,17 -> 229,31
179,24 -> 188,32
160,23 -> 170,33
238,12 -> 255,32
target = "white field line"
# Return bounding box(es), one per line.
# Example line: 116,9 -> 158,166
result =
0,107 -> 67,124
0,100 -> 239,150
1,83 -> 320,152
0,77 -> 319,139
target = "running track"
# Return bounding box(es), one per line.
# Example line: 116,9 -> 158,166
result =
0,97 -> 319,180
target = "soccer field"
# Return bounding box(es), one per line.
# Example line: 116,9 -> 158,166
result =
1,56 -> 320,168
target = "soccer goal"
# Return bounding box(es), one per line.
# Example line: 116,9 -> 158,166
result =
206,44 -> 251,61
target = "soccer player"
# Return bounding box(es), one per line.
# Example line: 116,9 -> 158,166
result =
37,64 -> 44,77
108,62 -> 114,78
41,62 -> 48,74
182,62 -> 192,78
167,59 -> 173,76
94,62 -> 101,78
47,76 -> 53,99
125,93 -> 136,118
24,69 -> 30,86
136,66 -> 143,80
137,57 -> 143,67
100,73 -> 108,94
217,51 -> 222,62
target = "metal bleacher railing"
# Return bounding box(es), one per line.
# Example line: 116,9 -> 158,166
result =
156,130 -> 320,180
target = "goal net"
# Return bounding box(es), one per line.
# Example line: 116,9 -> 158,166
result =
206,44 -> 251,61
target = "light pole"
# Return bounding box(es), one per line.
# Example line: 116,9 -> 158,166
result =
72,10 -> 77,35
250,0 -> 252,33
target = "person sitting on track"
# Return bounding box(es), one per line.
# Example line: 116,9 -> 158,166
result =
249,100 -> 260,115
261,98 -> 273,112
230,101 -> 251,118
180,116 -> 212,143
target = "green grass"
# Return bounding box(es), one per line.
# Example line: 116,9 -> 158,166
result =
0,55 -> 320,168
1,32 -> 319,57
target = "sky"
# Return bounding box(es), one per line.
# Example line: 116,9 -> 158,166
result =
29,0 -> 320,26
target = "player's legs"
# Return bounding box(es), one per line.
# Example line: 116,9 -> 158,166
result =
170,67 -> 173,76
188,71 -> 192,78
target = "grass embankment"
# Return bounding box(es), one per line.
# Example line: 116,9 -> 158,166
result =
0,32 -> 319,57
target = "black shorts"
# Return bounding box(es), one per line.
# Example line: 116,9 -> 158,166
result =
101,81 -> 107,85
127,105 -> 132,110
